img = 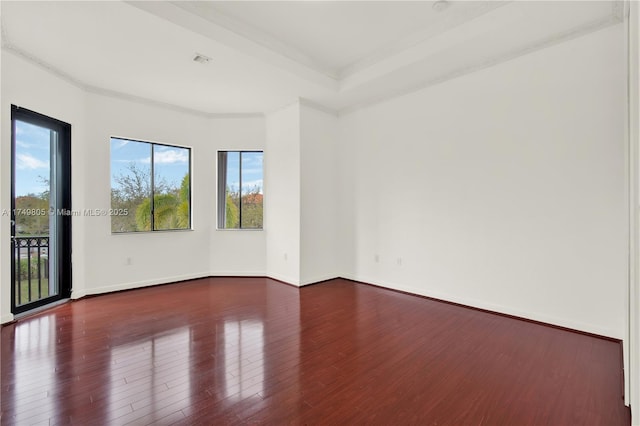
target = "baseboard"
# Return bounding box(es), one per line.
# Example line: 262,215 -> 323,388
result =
266,272 -> 301,287
341,274 -> 622,341
210,270 -> 266,277
300,274 -> 340,286
1,314 -> 14,325
86,272 -> 212,296
40,271 -> 623,341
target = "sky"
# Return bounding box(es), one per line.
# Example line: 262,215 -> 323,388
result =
110,138 -> 190,192
110,139 -> 264,195
13,120 -> 51,197
13,125 -> 263,199
224,151 -> 264,194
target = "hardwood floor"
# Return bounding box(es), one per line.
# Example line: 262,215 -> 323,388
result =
0,277 -> 630,425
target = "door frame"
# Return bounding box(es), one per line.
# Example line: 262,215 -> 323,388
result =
11,105 -> 72,314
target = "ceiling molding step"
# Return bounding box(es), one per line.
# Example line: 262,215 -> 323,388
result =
339,1 -> 522,93
339,10 -> 623,117
208,113 -> 265,120
169,1 -> 337,79
87,86 -> 263,119
0,16 -> 11,49
126,0 -> 338,91
3,44 -> 262,120
339,1 -> 509,81
2,44 -> 86,91
85,85 -> 214,119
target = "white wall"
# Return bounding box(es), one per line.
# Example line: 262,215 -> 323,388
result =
81,93 -> 212,296
210,117 -> 266,276
629,1 -> 640,422
1,20 -> 633,412
265,103 -> 301,285
339,24 -> 627,340
300,103 -> 339,284
1,51 -> 267,320
1,50 -> 87,322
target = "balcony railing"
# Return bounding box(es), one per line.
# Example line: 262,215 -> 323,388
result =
13,236 -> 51,307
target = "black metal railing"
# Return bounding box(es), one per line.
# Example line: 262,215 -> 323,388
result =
13,236 -> 50,306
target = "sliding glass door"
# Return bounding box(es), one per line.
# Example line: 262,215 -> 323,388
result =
11,106 -> 72,314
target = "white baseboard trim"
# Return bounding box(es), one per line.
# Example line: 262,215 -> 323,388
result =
1,314 -> 14,324
300,274 -> 340,286
266,272 -> 300,286
210,271 -> 266,277
85,272 -> 212,297
342,273 -> 622,340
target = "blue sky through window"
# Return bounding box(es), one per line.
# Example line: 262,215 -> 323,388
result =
14,120 -> 51,197
225,151 -> 263,194
110,138 -> 189,191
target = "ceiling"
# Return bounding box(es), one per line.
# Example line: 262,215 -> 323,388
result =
0,1 -> 624,115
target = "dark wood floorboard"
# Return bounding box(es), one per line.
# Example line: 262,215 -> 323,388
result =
0,277 -> 630,425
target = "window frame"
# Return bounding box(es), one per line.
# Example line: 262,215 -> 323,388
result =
110,136 -> 192,233
217,150 -> 264,230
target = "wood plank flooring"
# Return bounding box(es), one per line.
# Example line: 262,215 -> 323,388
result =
0,277 -> 630,425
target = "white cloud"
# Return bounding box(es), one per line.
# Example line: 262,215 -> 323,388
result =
242,179 -> 264,190
16,153 -> 48,170
147,149 -> 189,164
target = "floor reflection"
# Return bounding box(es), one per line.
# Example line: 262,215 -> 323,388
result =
1,278 -> 304,424
223,320 -> 264,399
108,327 -> 191,423
11,316 -> 56,425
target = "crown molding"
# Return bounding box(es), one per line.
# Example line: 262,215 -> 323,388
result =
126,0 -> 338,91
2,1 -> 625,120
339,1 -> 510,80
2,44 -> 263,120
338,3 -> 623,116
2,43 -> 86,92
169,0 -> 338,79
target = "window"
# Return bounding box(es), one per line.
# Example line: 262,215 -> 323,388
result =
110,137 -> 191,233
217,151 -> 263,229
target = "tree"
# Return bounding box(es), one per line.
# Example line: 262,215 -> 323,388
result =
111,162 -> 176,232
14,195 -> 49,235
135,193 -> 180,231
223,185 -> 262,229
111,163 -> 151,232
134,173 -> 190,231
225,190 -> 239,228
177,173 -> 190,228
240,189 -> 263,228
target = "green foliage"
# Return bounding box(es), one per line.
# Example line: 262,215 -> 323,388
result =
14,195 -> 49,236
16,257 -> 48,281
224,186 -> 262,229
111,163 -> 190,232
111,162 -> 151,232
177,173 -> 190,228
225,191 -> 239,228
135,193 -> 182,231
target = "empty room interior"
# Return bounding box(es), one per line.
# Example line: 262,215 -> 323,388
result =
1,0 -> 640,425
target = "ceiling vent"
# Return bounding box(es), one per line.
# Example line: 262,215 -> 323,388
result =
432,1 -> 450,12
193,53 -> 211,64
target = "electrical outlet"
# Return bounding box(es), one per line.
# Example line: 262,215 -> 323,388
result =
284,252 -> 288,261
397,257 -> 402,266
126,257 -> 133,266
374,254 -> 379,263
